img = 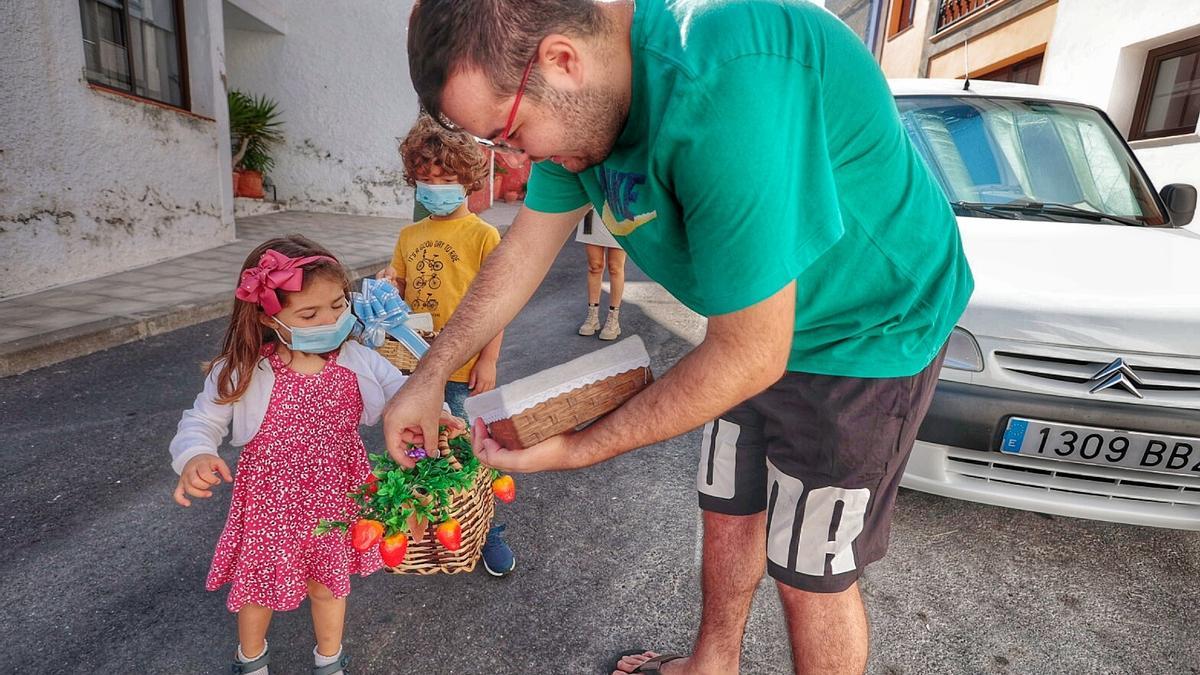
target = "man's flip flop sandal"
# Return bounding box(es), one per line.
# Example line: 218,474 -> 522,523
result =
625,654 -> 687,673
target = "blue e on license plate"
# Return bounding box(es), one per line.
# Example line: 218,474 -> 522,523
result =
1001,417 -> 1200,476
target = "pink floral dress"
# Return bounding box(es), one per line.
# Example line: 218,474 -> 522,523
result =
206,347 -> 382,612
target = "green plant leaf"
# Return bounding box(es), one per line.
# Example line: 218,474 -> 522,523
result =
348,428 -> 481,536
228,89 -> 284,172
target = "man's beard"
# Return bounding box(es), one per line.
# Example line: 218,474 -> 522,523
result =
538,84 -> 628,173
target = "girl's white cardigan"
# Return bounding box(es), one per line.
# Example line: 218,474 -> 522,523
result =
169,341 -> 410,474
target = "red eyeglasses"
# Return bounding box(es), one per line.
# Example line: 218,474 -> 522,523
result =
475,54 -> 536,156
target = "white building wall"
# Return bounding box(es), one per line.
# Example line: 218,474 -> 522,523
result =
224,1 -> 420,218
1043,1 -> 1200,196
0,0 -> 233,299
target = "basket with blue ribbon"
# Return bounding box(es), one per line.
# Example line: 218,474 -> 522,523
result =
351,278 -> 435,373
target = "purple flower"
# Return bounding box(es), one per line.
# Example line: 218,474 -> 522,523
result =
406,447 -> 427,460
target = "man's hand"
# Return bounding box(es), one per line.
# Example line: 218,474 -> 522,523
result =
383,373 -> 468,468
383,370 -> 448,468
472,418 -> 581,473
468,356 -> 497,395
173,454 -> 233,507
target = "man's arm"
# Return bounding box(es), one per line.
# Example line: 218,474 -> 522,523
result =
477,281 -> 796,472
384,204 -> 589,464
414,204 -> 585,380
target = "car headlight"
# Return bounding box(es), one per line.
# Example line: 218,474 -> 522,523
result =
944,327 -> 984,372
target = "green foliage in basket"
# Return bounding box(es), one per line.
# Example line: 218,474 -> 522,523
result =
315,430 -> 493,538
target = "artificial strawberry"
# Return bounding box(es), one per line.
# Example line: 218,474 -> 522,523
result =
491,475 -> 516,504
436,518 -> 463,551
364,473 -> 379,496
379,532 -> 408,567
350,519 -> 385,551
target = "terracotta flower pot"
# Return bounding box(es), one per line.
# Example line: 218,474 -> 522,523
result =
468,186 -> 492,213
238,169 -> 265,199
232,169 -> 242,196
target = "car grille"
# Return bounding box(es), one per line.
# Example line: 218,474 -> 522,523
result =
945,448 -> 1200,509
994,351 -> 1200,404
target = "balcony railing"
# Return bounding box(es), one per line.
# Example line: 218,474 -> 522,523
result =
935,0 -> 1006,33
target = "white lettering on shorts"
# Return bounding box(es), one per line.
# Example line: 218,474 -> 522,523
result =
766,459 -> 871,576
697,418 -> 740,499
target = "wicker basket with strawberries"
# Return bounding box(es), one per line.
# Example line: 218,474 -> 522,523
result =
315,425 -> 516,575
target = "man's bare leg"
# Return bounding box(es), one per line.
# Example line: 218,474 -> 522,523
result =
777,581 -> 868,674
613,511 -> 765,675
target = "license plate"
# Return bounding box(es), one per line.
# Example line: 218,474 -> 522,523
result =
1000,418 -> 1200,477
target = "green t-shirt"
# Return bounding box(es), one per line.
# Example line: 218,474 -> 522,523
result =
525,0 -> 974,378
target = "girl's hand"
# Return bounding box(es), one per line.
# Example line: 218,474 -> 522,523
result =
173,454 -> 233,507
468,357 -> 497,395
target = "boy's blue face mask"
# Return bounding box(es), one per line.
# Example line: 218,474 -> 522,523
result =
273,306 -> 357,354
415,181 -> 467,216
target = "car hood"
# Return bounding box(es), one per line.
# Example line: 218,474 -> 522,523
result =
956,217 -> 1200,357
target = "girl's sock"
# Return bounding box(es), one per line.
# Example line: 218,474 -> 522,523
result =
236,641 -> 269,675
314,645 -> 345,674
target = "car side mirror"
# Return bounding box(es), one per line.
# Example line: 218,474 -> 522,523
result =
1160,183 -> 1196,226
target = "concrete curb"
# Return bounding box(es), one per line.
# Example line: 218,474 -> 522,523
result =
0,259 -> 389,378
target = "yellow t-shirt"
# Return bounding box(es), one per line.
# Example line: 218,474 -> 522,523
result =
390,212 -> 501,383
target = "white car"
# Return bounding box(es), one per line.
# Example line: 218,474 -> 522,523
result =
892,79 -> 1200,530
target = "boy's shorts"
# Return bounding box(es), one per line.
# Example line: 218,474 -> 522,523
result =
697,346 -> 945,593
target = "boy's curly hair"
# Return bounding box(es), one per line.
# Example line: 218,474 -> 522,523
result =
400,114 -> 489,193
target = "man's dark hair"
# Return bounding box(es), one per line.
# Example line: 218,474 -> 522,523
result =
408,0 -> 607,126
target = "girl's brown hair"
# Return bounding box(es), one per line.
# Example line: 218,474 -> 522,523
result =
400,113 -> 490,193
207,235 -> 351,404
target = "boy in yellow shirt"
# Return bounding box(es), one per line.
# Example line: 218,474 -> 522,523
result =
380,115 -> 504,415
378,116 -> 514,575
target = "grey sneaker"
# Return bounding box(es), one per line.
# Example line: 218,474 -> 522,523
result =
599,307 -> 621,341
578,305 -> 601,336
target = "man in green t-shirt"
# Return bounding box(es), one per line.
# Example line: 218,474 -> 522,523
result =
386,1 -> 973,672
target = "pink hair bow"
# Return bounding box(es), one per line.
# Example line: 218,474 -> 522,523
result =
234,249 -> 335,315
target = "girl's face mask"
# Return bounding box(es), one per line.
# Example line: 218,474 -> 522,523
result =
273,306 -> 356,354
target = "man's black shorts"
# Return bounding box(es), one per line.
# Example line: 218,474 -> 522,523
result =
697,347 -> 945,593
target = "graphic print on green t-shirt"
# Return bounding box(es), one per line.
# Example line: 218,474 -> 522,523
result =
525,0 -> 974,379
596,166 -> 658,236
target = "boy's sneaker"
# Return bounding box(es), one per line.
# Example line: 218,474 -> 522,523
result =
481,524 -> 516,576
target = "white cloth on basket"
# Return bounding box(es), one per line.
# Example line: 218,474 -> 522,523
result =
464,336 -> 649,424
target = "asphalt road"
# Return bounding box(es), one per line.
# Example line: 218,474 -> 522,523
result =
1,242 -> 1197,674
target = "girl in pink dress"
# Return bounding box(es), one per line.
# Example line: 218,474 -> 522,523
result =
170,236 -> 452,675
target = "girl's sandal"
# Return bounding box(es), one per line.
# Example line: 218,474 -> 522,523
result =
231,648 -> 270,674
313,651 -> 350,675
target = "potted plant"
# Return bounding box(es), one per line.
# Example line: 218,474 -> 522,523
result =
228,90 -> 284,199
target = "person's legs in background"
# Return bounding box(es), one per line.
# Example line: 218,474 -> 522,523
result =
599,247 -> 626,340
580,243 -> 606,336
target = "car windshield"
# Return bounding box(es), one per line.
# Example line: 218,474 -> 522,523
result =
896,95 -> 1166,226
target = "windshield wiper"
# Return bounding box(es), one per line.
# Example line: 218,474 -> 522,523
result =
987,201 -> 1145,227
951,201 -> 1020,219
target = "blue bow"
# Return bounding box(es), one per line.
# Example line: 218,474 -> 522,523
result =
351,278 -> 430,357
